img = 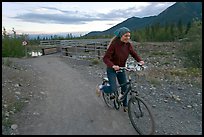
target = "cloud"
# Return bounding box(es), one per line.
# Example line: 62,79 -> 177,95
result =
13,13 -> 96,24
12,6 -> 107,24
11,3 -> 175,25
100,2 -> 175,19
134,2 -> 175,17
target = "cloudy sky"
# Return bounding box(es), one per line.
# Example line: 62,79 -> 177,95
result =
2,2 -> 176,36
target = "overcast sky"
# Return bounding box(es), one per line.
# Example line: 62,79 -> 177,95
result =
2,2 -> 176,36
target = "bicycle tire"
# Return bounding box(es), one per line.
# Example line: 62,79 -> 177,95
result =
128,96 -> 155,135
102,82 -> 114,109
113,97 -> 120,110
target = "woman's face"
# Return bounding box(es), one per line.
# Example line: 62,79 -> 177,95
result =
121,32 -> 130,43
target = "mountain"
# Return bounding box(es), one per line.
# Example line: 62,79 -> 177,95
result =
84,2 -> 202,37
152,2 -> 202,25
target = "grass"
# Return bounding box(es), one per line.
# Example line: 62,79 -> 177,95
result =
144,66 -> 202,88
2,117 -> 14,128
147,77 -> 161,87
150,51 -> 170,56
169,69 -> 188,77
2,96 -> 28,134
162,61 -> 171,66
2,58 -> 13,67
90,58 -> 101,65
168,68 -> 202,77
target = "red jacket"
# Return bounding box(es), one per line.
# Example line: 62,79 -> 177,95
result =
103,39 -> 142,68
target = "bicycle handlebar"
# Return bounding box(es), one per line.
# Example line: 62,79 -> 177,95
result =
116,63 -> 146,73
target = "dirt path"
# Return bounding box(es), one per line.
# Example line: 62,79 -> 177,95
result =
11,55 -> 138,135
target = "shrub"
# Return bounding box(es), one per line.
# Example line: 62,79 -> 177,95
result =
179,20 -> 202,68
91,58 -> 100,65
2,28 -> 27,57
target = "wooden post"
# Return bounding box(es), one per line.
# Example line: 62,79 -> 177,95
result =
65,48 -> 68,56
75,45 -> 77,57
94,43 -> 96,59
97,47 -> 101,59
42,48 -> 45,55
85,46 -> 87,52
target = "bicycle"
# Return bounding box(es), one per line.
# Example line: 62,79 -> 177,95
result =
100,63 -> 155,135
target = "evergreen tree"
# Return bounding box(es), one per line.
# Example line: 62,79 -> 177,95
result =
185,21 -> 191,34
177,19 -> 183,38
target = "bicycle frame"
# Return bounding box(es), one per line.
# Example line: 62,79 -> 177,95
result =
116,78 -> 134,102
114,65 -> 144,103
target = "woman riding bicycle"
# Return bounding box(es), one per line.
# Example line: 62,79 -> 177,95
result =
96,27 -> 144,112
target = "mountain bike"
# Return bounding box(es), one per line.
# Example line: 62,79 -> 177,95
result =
101,63 -> 155,135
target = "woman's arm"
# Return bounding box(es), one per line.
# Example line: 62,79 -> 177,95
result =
103,44 -> 115,68
129,43 -> 143,63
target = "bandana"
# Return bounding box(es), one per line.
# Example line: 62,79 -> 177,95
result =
114,27 -> 130,38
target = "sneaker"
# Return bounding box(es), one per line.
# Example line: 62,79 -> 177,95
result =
96,84 -> 103,97
123,106 -> 128,112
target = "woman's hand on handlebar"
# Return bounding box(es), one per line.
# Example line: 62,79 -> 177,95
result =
138,61 -> 144,66
112,65 -> 120,71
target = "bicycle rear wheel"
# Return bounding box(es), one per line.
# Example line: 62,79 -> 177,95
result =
102,92 -> 114,108
113,97 -> 120,110
128,96 -> 155,135
102,81 -> 114,108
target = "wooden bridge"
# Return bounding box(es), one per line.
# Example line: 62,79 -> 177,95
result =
39,39 -> 110,59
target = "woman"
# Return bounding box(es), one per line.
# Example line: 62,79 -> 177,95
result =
96,27 -> 144,112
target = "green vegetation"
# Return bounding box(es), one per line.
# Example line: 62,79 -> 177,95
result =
2,58 -> 13,67
168,67 -> 201,77
148,77 -> 161,87
2,27 -> 27,57
179,20 -> 202,68
2,98 -> 27,132
91,58 -> 101,65
2,116 -> 13,127
151,51 -> 170,56
131,20 -> 194,42
132,20 -> 202,69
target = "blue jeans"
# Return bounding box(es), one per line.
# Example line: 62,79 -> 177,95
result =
102,67 -> 128,107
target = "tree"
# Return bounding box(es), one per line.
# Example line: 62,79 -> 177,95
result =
177,19 -> 183,38
164,22 -> 169,33
185,21 -> 191,34
181,20 -> 202,68
170,23 -> 175,41
12,28 -> 16,39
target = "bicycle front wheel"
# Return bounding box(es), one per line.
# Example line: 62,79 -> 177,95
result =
128,96 -> 155,135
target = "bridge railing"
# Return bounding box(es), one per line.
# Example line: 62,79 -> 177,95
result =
61,45 -> 107,59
